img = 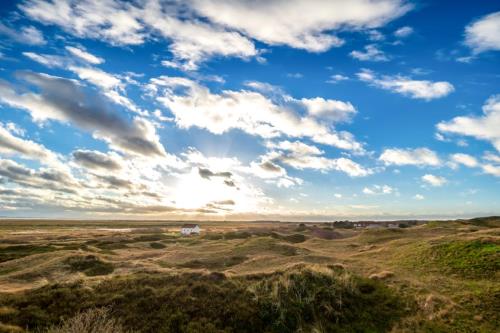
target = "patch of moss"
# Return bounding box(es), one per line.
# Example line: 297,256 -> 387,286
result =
425,239 -> 499,279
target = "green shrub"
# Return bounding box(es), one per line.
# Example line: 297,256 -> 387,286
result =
150,242 -> 166,249
86,240 -> 129,250
223,231 -> 252,240
133,234 -> 167,242
0,245 -> 56,263
202,233 -> 224,240
64,255 -> 114,276
178,255 -> 248,270
270,233 -> 307,243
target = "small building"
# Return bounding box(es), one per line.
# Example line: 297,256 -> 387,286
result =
181,224 -> 200,236
353,221 -> 385,229
366,224 -> 384,229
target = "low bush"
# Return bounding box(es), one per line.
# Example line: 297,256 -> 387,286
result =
270,233 -> 307,243
223,231 -> 252,240
64,255 -> 114,276
133,234 -> 168,242
150,242 -> 166,249
201,233 -> 223,240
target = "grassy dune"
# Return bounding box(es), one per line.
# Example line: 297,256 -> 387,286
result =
0,217 -> 498,332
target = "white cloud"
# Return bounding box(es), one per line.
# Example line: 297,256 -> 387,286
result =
266,140 -> 323,156
350,44 -> 389,62
0,123 -> 63,169
69,66 -> 122,90
66,46 -> 104,65
380,147 -> 441,166
192,0 -> 411,52
394,26 -> 413,38
483,152 -> 500,163
437,94 -> 500,152
21,0 -> 256,71
422,174 -> 447,187
20,0 -> 146,45
299,97 -> 356,122
333,157 -> 372,177
357,69 -> 454,100
262,140 -> 372,177
414,194 -> 424,200
327,74 -> 349,84
141,1 -> 258,71
363,184 -> 394,195
23,52 -> 66,68
367,30 -> 385,41
23,50 -> 141,114
68,66 -> 141,113
481,164 -> 500,177
446,152 -> 500,178
0,23 -> 45,45
464,11 -> 500,54
148,76 -> 363,152
450,153 -> 478,168
20,0 -> 411,70
334,193 -> 342,199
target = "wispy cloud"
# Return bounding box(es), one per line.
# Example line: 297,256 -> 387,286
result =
357,69 -> 454,100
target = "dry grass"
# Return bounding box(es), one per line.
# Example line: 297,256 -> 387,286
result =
0,218 -> 498,331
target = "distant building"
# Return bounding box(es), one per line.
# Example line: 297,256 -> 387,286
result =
181,224 -> 200,235
353,221 -> 384,229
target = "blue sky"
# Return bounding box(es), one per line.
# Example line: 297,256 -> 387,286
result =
0,0 -> 499,220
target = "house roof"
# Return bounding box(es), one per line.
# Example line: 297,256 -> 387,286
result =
181,224 -> 199,228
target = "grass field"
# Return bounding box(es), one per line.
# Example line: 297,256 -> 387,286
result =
0,217 -> 498,332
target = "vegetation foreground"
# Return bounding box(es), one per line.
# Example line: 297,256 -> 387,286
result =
0,217 -> 498,332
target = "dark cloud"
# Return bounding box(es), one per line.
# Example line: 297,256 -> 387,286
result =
0,159 -> 79,193
213,200 -> 235,205
224,179 -> 236,187
198,167 -> 232,179
205,199 -> 235,212
73,150 -> 122,170
94,174 -> 134,189
259,160 -> 282,173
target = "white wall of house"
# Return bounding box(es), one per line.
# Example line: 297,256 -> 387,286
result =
181,225 -> 200,235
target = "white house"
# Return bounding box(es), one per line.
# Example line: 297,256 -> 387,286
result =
180,224 -> 200,236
